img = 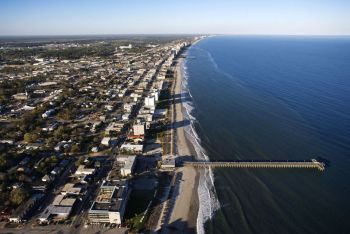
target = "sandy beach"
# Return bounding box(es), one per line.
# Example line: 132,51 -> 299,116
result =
164,55 -> 199,233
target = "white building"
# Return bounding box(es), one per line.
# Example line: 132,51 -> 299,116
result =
75,165 -> 95,175
133,124 -> 145,136
120,143 -> 143,154
117,155 -> 137,177
150,90 -> 159,101
119,44 -> 132,50
144,96 -> 155,107
101,137 -> 111,146
123,103 -> 134,112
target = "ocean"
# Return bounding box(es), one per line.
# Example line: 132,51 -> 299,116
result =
182,36 -> 350,234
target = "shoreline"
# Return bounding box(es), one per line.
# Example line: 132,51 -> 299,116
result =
165,53 -> 200,233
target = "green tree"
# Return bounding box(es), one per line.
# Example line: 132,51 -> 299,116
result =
71,144 -> 80,154
75,156 -> 85,167
0,154 -> 8,169
54,126 -> 65,139
10,187 -> 29,206
23,132 -> 39,143
23,133 -> 32,143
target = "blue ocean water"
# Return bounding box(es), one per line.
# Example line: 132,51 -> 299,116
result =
185,36 -> 350,234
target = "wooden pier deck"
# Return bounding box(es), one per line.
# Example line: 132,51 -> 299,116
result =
183,159 -> 325,171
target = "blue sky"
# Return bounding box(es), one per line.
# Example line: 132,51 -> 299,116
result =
0,0 -> 350,35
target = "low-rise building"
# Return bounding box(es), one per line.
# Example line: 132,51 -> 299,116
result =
61,183 -> 83,196
9,194 -> 43,223
117,155 -> 137,177
75,165 -> 96,175
88,181 -> 128,224
133,123 -> 145,136
101,137 -> 111,146
120,143 -> 143,154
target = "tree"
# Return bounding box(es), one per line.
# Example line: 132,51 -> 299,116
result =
23,132 -> 39,143
54,126 -> 65,139
75,156 -> 85,167
0,154 -> 8,169
10,187 -> 29,206
71,144 -> 80,154
23,133 -> 32,143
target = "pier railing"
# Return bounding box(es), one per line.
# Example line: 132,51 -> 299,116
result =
183,159 -> 325,171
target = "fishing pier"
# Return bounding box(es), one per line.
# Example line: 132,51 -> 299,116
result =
183,159 -> 325,171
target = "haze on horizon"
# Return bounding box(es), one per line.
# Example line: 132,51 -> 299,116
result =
1,0 -> 350,36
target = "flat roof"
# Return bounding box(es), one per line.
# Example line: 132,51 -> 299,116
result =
50,206 -> 72,215
109,200 -> 122,211
91,201 -> 110,211
90,182 -> 127,213
59,198 -> 76,207
52,194 -> 65,206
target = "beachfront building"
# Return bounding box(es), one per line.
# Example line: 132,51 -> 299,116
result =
161,156 -> 176,170
88,181 -> 128,224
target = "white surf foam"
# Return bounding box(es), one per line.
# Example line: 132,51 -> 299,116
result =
180,60 -> 220,234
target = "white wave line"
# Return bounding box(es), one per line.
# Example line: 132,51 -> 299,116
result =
181,59 -> 220,234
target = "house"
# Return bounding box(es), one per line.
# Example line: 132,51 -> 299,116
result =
91,146 -> 99,152
50,166 -> 62,176
105,105 -> 114,112
101,137 -> 111,146
54,141 -> 71,151
75,165 -> 95,175
42,109 -> 55,118
42,174 -> 53,182
25,143 -> 43,150
31,181 -> 48,192
132,123 -> 145,136
9,194 -> 43,223
61,183 -> 83,196
122,113 -> 130,121
12,93 -> 28,100
123,103 -> 134,112
42,122 -> 58,132
105,122 -> 124,133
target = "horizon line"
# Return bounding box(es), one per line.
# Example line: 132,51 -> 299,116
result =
1,33 -> 350,37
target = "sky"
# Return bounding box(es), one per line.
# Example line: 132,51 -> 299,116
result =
0,0 -> 350,36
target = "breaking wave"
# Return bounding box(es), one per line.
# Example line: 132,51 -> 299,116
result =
181,59 -> 220,234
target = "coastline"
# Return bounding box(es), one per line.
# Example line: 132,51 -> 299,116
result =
166,54 -> 200,233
